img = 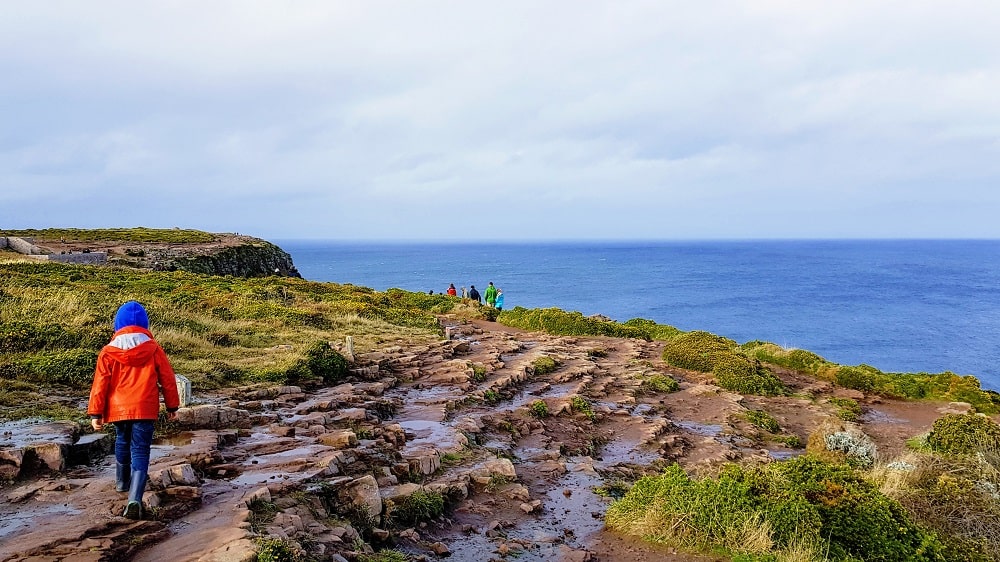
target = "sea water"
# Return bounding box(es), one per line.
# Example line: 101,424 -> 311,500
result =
277,240 -> 1000,391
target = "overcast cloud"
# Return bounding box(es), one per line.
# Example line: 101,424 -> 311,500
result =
2,1 -> 999,240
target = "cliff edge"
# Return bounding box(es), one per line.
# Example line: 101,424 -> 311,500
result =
0,228 -> 300,278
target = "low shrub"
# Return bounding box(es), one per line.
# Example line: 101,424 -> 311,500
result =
606,457 -> 943,560
745,409 -> 780,433
641,374 -> 679,394
531,356 -> 558,376
498,307 -> 652,339
255,538 -> 300,562
928,414 -> 1000,455
828,397 -> 862,422
878,451 -> 1000,561
662,331 -> 737,372
358,551 -> 410,562
529,399 -> 549,418
570,395 -> 596,420
713,355 -> 785,396
388,489 -> 445,526
303,341 -> 350,384
19,349 -> 98,388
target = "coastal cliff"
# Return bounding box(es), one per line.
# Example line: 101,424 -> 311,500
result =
0,228 -> 300,278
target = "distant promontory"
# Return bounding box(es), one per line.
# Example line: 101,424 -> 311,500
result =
0,228 -> 300,278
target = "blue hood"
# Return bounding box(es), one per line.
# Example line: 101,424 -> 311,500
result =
114,301 -> 149,331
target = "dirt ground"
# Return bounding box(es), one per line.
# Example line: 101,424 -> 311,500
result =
0,316 -> 969,561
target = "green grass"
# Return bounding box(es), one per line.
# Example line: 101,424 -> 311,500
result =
745,409 -> 780,433
387,489 -> 445,527
498,307 -> 655,340
640,374 -> 680,394
531,356 -> 559,376
829,397 -> 862,422
570,395 -> 596,420
0,259 -> 483,421
529,399 -> 549,418
606,457 -> 943,561
1,227 -> 217,244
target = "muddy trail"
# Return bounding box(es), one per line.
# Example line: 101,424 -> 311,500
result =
0,318 -> 959,561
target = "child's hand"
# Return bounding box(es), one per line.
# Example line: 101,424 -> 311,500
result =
91,418 -> 103,431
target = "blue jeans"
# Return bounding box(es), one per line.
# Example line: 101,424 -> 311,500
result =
113,420 -> 155,473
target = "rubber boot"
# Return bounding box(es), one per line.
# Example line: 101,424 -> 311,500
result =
115,462 -> 130,493
123,470 -> 148,520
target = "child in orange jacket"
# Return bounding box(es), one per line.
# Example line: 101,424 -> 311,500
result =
88,301 -> 180,519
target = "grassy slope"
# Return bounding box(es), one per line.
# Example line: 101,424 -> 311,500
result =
0,259 -> 474,421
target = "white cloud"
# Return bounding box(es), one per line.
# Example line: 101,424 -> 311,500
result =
2,1 -> 1000,238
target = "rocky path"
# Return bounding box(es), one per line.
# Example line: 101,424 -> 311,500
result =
0,318 -> 956,561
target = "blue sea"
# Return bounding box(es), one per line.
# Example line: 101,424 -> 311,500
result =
277,240 -> 1000,391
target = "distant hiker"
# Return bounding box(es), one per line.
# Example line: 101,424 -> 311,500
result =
461,287 -> 468,298
495,288 -> 504,311
87,301 -> 180,520
484,282 -> 498,308
428,290 -> 434,295
447,284 -> 457,296
468,285 -> 482,303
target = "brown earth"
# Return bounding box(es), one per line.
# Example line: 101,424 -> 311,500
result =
0,317 -> 971,561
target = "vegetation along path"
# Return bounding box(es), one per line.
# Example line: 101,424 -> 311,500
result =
2,313 -> 989,561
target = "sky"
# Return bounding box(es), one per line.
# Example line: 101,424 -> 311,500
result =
2,1 -> 1000,241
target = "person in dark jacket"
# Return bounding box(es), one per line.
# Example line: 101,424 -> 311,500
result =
88,301 -> 180,520
468,285 -> 482,303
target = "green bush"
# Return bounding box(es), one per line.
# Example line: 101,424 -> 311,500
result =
713,355 -> 785,396
741,341 -> 833,374
388,489 -> 445,526
641,374 -> 679,394
928,414 -> 1000,455
529,399 -> 549,418
255,538 -> 299,562
20,349 -> 98,388
662,331 -> 737,372
829,397 -> 862,422
745,409 -> 780,433
531,356 -> 558,376
606,457 -> 943,560
570,395 -> 596,420
498,307 -> 652,339
303,341 -> 350,384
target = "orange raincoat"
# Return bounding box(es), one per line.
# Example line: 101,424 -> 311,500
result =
87,326 -> 180,423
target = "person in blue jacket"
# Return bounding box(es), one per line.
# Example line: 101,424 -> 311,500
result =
468,285 -> 481,303
494,288 -> 505,311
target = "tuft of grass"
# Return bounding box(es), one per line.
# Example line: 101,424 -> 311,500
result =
387,489 -> 445,527
828,397 -> 862,422
606,457 -> 943,561
745,409 -> 780,433
529,400 -> 549,418
570,395 -> 596,421
497,307 -> 656,340
531,356 -> 559,376
640,374 -> 679,394
358,549 -> 410,562
927,414 -> 1000,455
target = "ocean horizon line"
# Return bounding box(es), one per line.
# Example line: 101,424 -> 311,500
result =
273,237 -> 1000,245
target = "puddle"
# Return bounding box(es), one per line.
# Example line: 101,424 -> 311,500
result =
442,460 -> 609,561
595,419 -> 662,466
153,432 -> 195,447
675,421 -> 723,436
228,470 -> 296,487
398,419 -> 461,452
0,419 -> 78,449
767,449 -> 805,460
862,409 -> 905,424
0,503 -> 81,539
631,404 -> 655,416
